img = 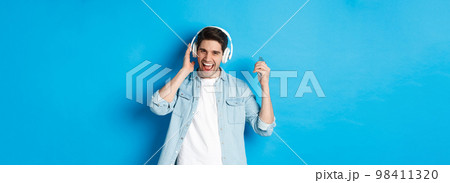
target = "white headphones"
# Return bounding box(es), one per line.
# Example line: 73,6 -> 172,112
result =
190,26 -> 233,64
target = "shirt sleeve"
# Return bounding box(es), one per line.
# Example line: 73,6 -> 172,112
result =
149,90 -> 177,116
257,116 -> 277,131
244,91 -> 276,137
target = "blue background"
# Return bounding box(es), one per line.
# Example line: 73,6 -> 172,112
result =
1,0 -> 449,165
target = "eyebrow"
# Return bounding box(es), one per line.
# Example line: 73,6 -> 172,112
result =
199,48 -> 222,54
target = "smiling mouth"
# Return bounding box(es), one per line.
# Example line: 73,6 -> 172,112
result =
202,62 -> 214,71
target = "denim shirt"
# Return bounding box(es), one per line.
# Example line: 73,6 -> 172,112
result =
150,67 -> 276,165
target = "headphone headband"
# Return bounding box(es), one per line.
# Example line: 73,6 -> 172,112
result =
190,26 -> 233,63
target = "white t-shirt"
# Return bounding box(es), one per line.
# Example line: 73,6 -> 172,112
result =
177,77 -> 223,165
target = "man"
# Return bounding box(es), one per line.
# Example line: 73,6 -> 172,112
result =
150,26 -> 276,165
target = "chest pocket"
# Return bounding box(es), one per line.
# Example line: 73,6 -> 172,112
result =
225,98 -> 245,124
173,89 -> 192,117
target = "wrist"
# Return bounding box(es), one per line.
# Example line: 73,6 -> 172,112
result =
260,81 -> 269,88
179,68 -> 191,77
261,83 -> 270,97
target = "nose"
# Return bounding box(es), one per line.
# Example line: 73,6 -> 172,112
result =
205,52 -> 213,61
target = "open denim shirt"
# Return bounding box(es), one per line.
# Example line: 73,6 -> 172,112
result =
150,67 -> 276,165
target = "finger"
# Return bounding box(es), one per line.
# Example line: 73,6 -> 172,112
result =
259,61 -> 267,66
185,43 -> 191,57
253,67 -> 261,72
253,67 -> 263,73
254,68 -> 267,75
255,64 -> 267,72
255,69 -> 269,77
261,64 -> 270,72
254,67 -> 267,72
256,60 -> 267,65
254,66 -> 267,72
257,62 -> 270,70
255,61 -> 265,66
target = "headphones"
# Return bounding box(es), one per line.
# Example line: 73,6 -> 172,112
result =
190,26 -> 234,64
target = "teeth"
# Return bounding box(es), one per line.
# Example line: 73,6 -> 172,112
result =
204,63 -> 213,66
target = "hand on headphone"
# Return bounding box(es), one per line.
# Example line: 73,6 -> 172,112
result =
182,43 -> 196,73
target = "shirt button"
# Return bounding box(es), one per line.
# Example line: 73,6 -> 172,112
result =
181,137 -> 184,140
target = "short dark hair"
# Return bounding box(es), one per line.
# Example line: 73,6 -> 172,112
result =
197,27 -> 228,53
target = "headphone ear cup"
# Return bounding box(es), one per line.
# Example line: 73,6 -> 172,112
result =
192,43 -> 197,58
222,48 -> 230,63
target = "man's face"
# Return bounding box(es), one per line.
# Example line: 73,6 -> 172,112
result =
197,40 -> 223,79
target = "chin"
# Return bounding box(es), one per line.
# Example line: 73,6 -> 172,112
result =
199,67 -> 219,78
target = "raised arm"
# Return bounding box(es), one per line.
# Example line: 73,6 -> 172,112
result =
253,61 -> 275,124
149,44 -> 195,115
158,43 -> 195,102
